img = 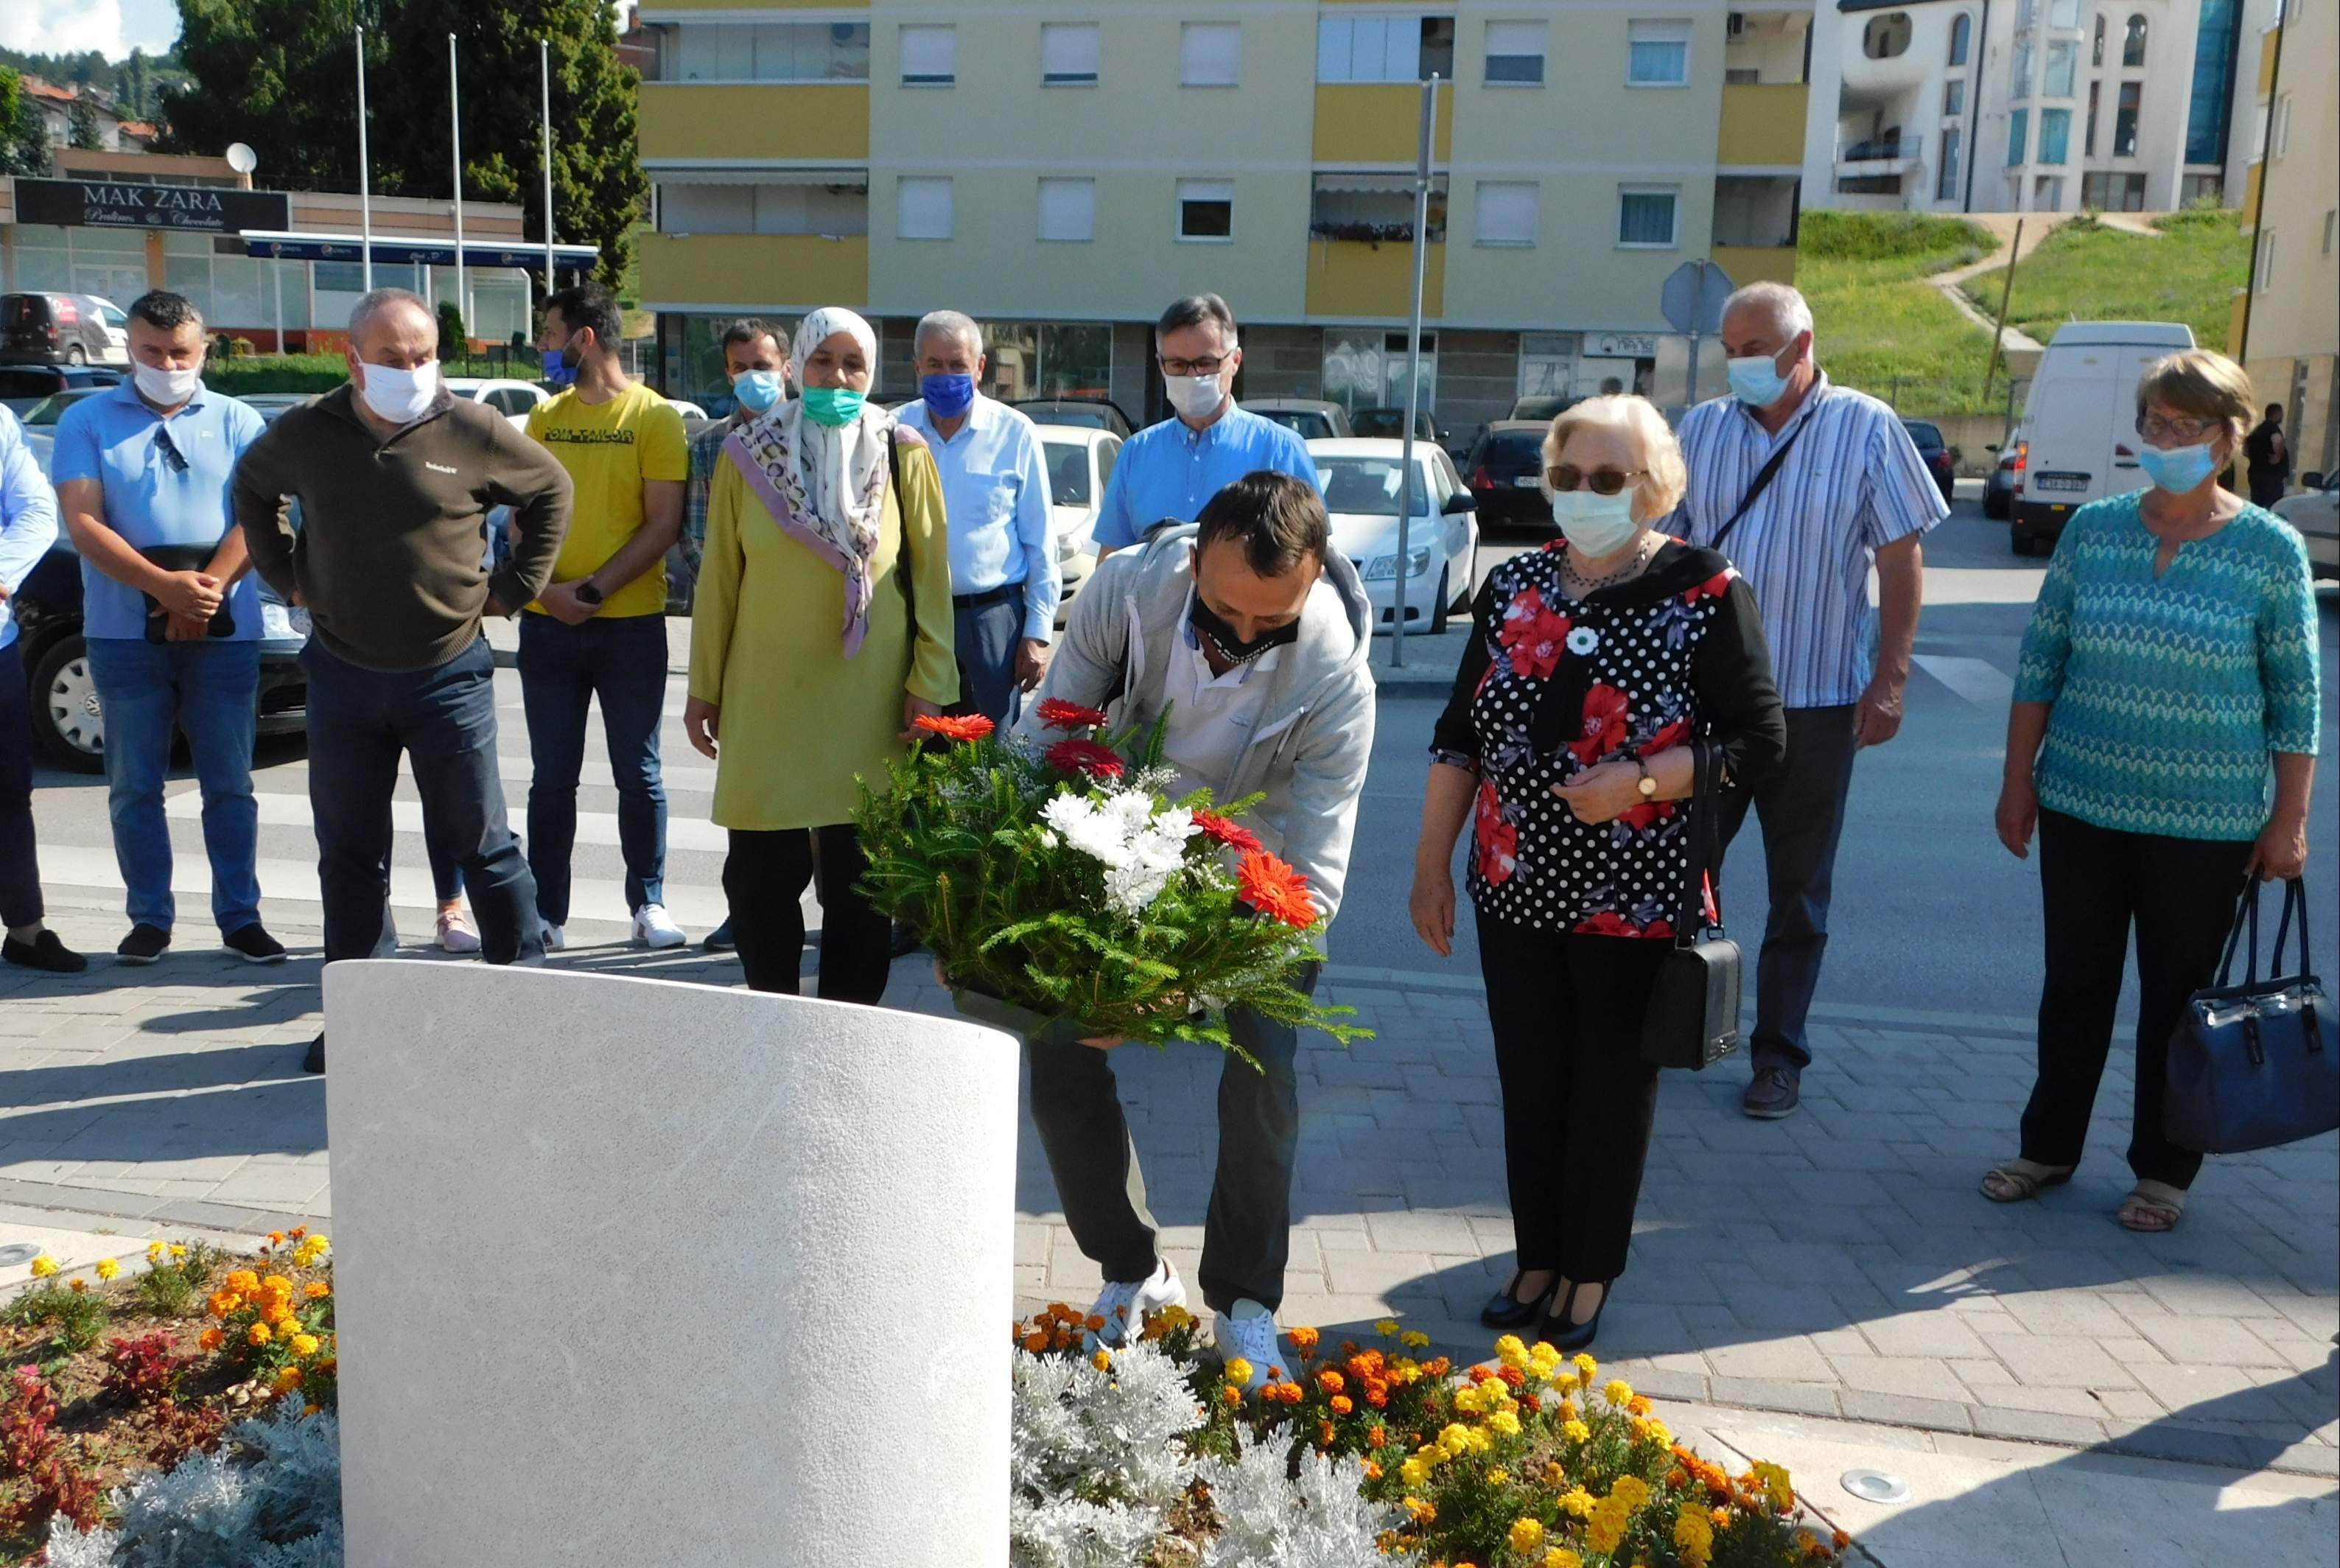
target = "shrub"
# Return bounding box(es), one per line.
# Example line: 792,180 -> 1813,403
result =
198,1231 -> 336,1410
3,1266 -> 112,1358
131,1239 -> 220,1319
99,1331 -> 191,1408
1797,209 -> 1991,265
2,1365 -> 106,1537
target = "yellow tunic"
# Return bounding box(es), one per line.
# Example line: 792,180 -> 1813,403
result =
687,431 -> 959,830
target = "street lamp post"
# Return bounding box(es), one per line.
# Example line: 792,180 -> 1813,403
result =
1390,73 -> 1440,670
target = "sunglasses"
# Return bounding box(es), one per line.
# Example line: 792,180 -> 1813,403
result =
153,424 -> 189,475
1544,465 -> 1647,496
2135,412 -> 2220,444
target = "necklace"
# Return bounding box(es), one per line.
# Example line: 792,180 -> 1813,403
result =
1564,532 -> 1657,593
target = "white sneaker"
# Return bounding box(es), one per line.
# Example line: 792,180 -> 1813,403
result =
435,911 -> 481,953
631,903 -> 685,950
1085,1260 -> 1186,1349
1213,1300 -> 1286,1390
543,925 -> 567,952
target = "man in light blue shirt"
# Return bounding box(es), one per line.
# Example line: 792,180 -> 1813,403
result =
52,290 -> 282,967
1092,294 -> 1320,555
896,309 -> 1059,724
0,404 -> 84,972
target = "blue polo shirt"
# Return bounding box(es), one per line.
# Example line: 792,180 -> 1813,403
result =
1091,402 -> 1321,551
51,378 -> 267,641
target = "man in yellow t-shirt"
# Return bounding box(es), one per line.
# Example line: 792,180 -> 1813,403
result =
522,281 -> 690,952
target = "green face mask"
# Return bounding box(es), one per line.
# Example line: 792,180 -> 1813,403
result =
800,386 -> 866,427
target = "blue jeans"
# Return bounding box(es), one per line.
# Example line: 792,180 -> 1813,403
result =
84,636 -> 261,937
302,636 -> 541,965
517,613 -> 670,925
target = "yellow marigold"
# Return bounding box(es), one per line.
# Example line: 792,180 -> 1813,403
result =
1557,1398 -> 1579,1423
1494,1333 -> 1527,1362
1398,1457 -> 1431,1489
1642,1418 -> 1673,1447
1224,1358 -> 1253,1387
1605,1379 -> 1634,1407
1402,1497 -> 1436,1525
1437,1423 -> 1474,1454
273,1366 -> 302,1394
1558,1487 -> 1596,1520
1611,1474 -> 1652,1512
1453,1382 -> 1484,1415
1489,1410 -> 1523,1438
147,1241 -> 167,1262
1588,1497 -> 1631,1555
168,1243 -> 186,1259
1562,1419 -> 1591,1444
1572,1352 -> 1598,1384
1375,1319 -> 1400,1337
1091,1349 -> 1113,1372
1401,1331 -> 1430,1348
1675,1507 -> 1715,1563
304,1281 -> 331,1300
28,1256 -> 57,1278
1544,1551 -> 1584,1568
95,1257 -> 120,1281
207,1291 -> 241,1319
248,1321 -> 272,1345
1712,1508 -> 1731,1530
290,1333 -> 322,1358
69,1279 -> 87,1294
1541,1462 -> 1569,1488
1796,1530 -> 1818,1555
1509,1518 -> 1545,1553
199,1327 -> 225,1351
1754,1462 -> 1795,1511
1488,1468 -> 1509,1485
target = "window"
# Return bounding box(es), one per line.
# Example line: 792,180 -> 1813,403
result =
1474,181 -> 1538,245
671,22 -> 869,83
1616,186 -> 1678,247
1944,79 -> 1966,116
2008,108 -> 2029,164
2039,107 -> 2072,163
2123,13 -> 2147,66
2325,210 -> 2336,256
1180,22 -> 1240,86
659,181 -> 871,237
1862,12 -> 1913,59
2086,82 -> 2101,154
1938,128 -> 1962,199
897,176 -> 953,240
1041,22 -> 1099,85
2256,228 -> 2275,291
2115,82 -> 2140,155
2081,171 -> 2147,210
1177,179 -> 1233,240
900,24 -> 955,86
1317,15 -> 1453,83
2274,94 -> 2293,157
1627,20 -> 1692,85
2011,41 -> 2033,99
1037,178 -> 1095,242
2045,39 -> 2076,97
2093,14 -> 2106,65
1949,13 -> 1971,64
1485,20 -> 1546,84
2049,0 -> 2080,27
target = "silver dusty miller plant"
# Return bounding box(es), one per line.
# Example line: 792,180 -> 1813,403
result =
1195,1443 -> 1407,1568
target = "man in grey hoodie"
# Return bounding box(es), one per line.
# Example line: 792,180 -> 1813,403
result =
1014,471 -> 1376,1387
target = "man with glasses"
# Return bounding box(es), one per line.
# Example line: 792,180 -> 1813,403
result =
1670,281 -> 1947,1120
52,290 -> 286,967
1092,295 -> 1320,556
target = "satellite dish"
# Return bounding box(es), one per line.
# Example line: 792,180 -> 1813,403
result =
225,143 -> 258,175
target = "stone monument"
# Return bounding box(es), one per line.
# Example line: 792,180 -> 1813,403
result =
324,962 -> 1017,1565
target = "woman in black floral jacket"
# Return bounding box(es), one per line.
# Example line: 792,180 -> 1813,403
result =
1409,395 -> 1784,1350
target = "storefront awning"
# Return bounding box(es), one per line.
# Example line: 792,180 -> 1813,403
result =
237,230 -> 602,269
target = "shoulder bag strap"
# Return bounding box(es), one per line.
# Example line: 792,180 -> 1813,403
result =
1672,738 -> 1717,948
1709,421 -> 1807,556
2216,878 -> 2261,987
888,422 -> 914,623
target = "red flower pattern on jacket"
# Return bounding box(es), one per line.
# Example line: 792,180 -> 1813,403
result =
1642,717 -> 1690,755
1497,586 -> 1572,680
1570,683 -> 1632,766
1684,567 -> 1736,603
1474,782 -> 1518,886
1574,909 -> 1675,939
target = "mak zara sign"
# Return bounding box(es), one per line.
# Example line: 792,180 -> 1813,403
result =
14,177 -> 291,235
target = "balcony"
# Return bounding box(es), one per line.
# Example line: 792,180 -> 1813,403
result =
638,233 -> 868,309
1835,136 -> 1921,175
1311,84 -> 1454,165
1711,246 -> 1798,287
1304,237 -> 1446,320
1717,83 -> 1810,167
639,84 -> 870,163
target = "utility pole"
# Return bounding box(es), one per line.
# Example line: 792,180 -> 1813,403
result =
1390,73 -> 1440,669
354,24 -> 374,291
540,38 -> 557,295
449,32 -> 467,354
1981,217 -> 2024,402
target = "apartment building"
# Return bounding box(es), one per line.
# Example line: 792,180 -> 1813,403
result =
2237,0 -> 2338,484
1805,0 -> 2275,217
634,1 -> 1815,435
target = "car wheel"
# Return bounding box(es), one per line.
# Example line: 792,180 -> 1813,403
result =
2010,525 -> 2033,557
64,344 -> 86,366
31,636 -> 105,773
1429,567 -> 1451,635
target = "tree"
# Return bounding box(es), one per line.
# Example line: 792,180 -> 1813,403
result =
123,49 -> 150,119
0,70 -> 50,178
158,1 -> 387,186
436,298 -> 469,362
67,94 -> 105,150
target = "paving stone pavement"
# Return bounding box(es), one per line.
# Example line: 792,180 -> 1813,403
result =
2,897 -> 2333,1478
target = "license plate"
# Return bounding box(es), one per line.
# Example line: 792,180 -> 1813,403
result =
1513,475 -> 1542,489
2032,473 -> 2089,492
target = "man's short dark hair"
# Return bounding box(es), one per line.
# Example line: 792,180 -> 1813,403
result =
126,290 -> 203,333
722,317 -> 781,356
2265,402 -> 2284,419
1195,471 -> 1328,578
545,281 -> 623,352
1157,293 -> 1238,344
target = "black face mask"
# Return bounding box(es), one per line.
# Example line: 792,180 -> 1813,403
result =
1191,595 -> 1302,667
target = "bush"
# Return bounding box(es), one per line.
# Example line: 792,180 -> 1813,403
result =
3,1275 -> 112,1359
1797,209 -> 1992,265
435,300 -> 469,362
197,355 -> 351,396
131,1239 -> 221,1318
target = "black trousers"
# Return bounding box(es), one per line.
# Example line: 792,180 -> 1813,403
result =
722,825 -> 891,1003
1479,911 -> 1669,1283
1713,704 -> 1860,1070
947,589 -> 1025,728
2021,809 -> 2253,1189
0,642 -> 43,929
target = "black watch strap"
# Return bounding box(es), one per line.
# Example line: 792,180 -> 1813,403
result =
575,581 -> 604,606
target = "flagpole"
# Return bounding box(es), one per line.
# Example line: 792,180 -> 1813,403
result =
449,32 -> 467,351
355,24 -> 374,292
540,38 -> 557,293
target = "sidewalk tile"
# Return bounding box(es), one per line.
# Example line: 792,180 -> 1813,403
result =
1992,1334 -> 2137,1390
1970,1405 -> 2107,1446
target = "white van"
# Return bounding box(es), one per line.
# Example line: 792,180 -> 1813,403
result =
2008,321 -> 2196,556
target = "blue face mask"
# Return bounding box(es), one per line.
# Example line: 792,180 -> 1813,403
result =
2138,441 -> 2218,495
1726,351 -> 1791,408
920,371 -> 975,417
733,369 -> 784,414
541,335 -> 582,388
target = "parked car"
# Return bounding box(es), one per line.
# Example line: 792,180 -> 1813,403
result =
1508,393 -> 1580,424
17,386 -> 113,428
233,392 -> 322,424
1983,442 -> 2020,519
1247,399 -> 1354,441
2273,469 -> 2339,581
2012,320 -> 2197,555
1461,419 -> 1556,533
1009,397 -> 1134,438
443,376 -> 550,431
0,363 -> 123,418
1032,424 -> 1122,629
1901,419 -> 1958,505
1351,406 -> 1444,447
1307,437 -> 1478,634
2,292 -> 130,366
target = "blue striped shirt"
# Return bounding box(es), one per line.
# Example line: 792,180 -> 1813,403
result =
1669,376 -> 1947,708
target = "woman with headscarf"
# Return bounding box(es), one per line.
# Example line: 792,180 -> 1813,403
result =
683,308 -> 958,1001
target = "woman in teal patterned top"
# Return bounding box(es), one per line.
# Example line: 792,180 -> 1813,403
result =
1986,349 -> 2320,1235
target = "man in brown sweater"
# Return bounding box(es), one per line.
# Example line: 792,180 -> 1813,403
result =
234,287 -> 573,1073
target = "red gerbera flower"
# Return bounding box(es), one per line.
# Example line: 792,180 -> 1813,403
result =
1045,738 -> 1126,779
1570,683 -> 1631,766
1195,811 -> 1265,853
914,713 -> 995,743
1036,697 -> 1111,731
1236,850 -> 1318,928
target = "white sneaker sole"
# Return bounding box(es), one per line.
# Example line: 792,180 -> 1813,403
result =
634,929 -> 686,951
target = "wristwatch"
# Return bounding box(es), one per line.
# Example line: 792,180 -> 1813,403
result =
1635,757 -> 1658,798
575,581 -> 605,607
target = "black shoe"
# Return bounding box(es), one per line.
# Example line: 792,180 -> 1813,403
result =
1538,1279 -> 1609,1353
704,917 -> 735,953
1742,1063 -> 1801,1119
1479,1270 -> 1559,1330
3,931 -> 88,973
116,923 -> 172,965
302,1034 -> 325,1074
223,923 -> 288,965
889,922 -> 922,959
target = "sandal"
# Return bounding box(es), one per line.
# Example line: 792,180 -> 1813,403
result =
1980,1158 -> 2073,1203
2117,1180 -> 2186,1233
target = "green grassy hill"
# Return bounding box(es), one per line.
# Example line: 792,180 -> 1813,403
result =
1799,211 -> 2000,416
1959,208 -> 2247,351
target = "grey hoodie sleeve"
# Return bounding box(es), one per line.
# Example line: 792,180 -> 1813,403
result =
1013,546 -> 1138,732
1272,673 -> 1376,926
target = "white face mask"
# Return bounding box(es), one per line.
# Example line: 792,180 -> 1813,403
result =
1163,372 -> 1226,422
1543,483 -> 1643,559
133,360 -> 203,407
357,359 -> 441,425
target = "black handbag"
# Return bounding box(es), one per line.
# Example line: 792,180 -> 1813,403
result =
2164,877 -> 2339,1155
1639,740 -> 1742,1070
139,543 -> 237,642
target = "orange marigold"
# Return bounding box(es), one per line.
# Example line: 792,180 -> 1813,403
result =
248,1322 -> 272,1346
1236,850 -> 1317,928
1289,1325 -> 1322,1356
1317,1369 -> 1345,1395
1331,1395 -> 1355,1415
1222,1385 -> 1244,1407
198,1327 -> 225,1351
1367,1425 -> 1389,1448
304,1281 -> 331,1300
913,712 -> 994,742
1022,1331 -> 1048,1353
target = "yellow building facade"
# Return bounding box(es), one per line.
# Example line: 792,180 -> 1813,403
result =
2238,4 -> 2339,487
636,1 -> 1812,434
